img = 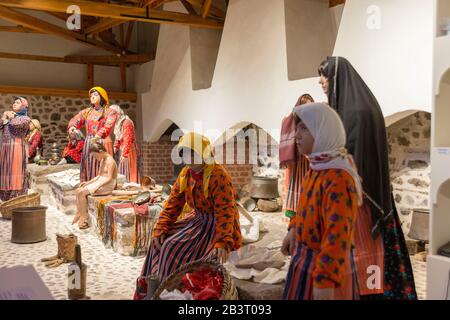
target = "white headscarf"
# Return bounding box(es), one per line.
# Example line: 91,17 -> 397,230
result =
109,104 -> 131,141
293,102 -> 363,206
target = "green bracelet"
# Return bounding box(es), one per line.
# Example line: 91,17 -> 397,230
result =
285,210 -> 296,218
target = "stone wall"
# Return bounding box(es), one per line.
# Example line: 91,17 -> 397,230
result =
140,135 -> 254,189
141,137 -> 178,184
218,139 -> 253,191
0,94 -> 137,158
388,111 -> 431,236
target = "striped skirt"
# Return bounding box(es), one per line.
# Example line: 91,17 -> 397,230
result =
118,143 -> 140,184
80,135 -> 113,182
284,157 -> 309,215
134,211 -> 216,300
352,204 -> 385,296
283,243 -> 359,300
0,138 -> 28,201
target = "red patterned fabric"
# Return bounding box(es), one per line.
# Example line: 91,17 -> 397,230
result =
28,131 -> 43,160
62,140 -> 84,164
114,119 -> 140,183
68,106 -> 117,181
181,267 -> 224,300
68,106 -> 117,139
114,119 -> 138,158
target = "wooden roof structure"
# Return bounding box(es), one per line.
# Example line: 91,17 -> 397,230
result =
0,0 -> 345,99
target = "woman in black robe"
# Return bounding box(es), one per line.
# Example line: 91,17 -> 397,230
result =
318,56 -> 417,300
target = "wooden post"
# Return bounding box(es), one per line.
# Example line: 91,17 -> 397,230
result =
120,62 -> 127,92
87,64 -> 94,89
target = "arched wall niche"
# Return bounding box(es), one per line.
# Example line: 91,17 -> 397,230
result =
435,68 -> 450,147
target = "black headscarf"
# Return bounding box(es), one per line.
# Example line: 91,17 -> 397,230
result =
319,56 -> 392,238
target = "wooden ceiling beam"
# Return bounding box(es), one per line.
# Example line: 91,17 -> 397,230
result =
0,85 -> 137,101
85,18 -> 124,35
0,51 -> 66,63
65,53 -> 155,65
0,6 -> 124,54
180,0 -> 198,16
185,0 -> 225,19
46,11 -> 69,21
0,51 -> 154,66
0,25 -> 41,33
201,0 -> 212,18
0,0 -> 223,29
329,0 -> 345,8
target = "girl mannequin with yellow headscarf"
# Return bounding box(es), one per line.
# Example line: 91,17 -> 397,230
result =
134,132 -> 242,300
68,87 -> 118,182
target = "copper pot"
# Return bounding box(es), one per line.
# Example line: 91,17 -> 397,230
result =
249,176 -> 279,199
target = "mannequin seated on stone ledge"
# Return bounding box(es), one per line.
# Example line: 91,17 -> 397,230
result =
72,142 -> 117,230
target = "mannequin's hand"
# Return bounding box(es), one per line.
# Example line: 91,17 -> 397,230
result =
3,111 -> 15,120
154,234 -> 166,250
281,228 -> 296,256
215,248 -> 229,264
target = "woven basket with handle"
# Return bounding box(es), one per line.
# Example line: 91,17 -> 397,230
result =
0,193 -> 41,220
152,258 -> 239,300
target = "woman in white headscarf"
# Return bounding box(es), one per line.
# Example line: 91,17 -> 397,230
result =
282,102 -> 362,301
109,105 -> 140,184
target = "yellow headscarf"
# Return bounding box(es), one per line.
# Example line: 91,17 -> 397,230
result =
89,86 -> 109,108
178,132 -> 216,198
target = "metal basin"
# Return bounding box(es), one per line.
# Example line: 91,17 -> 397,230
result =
249,176 -> 279,199
11,206 -> 48,244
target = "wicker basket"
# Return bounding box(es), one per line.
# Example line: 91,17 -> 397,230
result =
152,259 -> 239,300
0,193 -> 41,220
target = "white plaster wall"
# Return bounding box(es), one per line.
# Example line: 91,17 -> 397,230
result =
141,0 -> 434,143
133,60 -> 154,142
333,0 -> 434,116
142,0 -> 328,143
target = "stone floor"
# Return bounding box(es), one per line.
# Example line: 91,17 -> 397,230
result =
0,195 -> 428,300
0,195 -> 144,300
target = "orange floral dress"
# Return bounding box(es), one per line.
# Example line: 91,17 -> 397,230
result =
134,164 -> 242,299
284,169 -> 359,300
153,164 -> 242,251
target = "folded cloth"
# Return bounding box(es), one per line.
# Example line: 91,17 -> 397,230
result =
233,245 -> 286,270
240,216 -> 262,244
225,245 -> 290,284
226,264 -> 289,285
160,289 -> 193,300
